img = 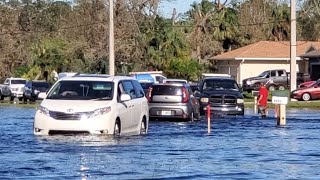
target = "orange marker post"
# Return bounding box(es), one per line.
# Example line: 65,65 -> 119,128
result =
207,104 -> 211,134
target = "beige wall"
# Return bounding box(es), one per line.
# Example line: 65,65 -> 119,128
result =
215,59 -> 307,84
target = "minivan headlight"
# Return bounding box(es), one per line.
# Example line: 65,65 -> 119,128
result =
89,107 -> 111,118
200,97 -> 209,103
38,105 -> 49,116
237,99 -> 244,104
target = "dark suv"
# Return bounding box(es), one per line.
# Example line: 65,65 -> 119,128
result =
147,83 -> 200,121
195,77 -> 244,115
23,81 -> 51,102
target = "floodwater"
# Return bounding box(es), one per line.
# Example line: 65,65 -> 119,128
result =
1,105 -> 320,179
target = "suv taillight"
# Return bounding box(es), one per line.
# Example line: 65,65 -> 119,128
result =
146,87 -> 153,102
182,87 -> 189,103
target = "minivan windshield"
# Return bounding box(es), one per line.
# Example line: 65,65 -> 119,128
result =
202,79 -> 240,91
46,81 -> 114,100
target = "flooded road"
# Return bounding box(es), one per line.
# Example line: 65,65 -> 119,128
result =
1,106 -> 320,179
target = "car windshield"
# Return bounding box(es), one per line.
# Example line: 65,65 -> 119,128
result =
257,71 -> 269,78
11,80 -> 26,84
202,79 -> 240,91
46,81 -> 114,100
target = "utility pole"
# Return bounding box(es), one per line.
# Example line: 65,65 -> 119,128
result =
290,0 -> 297,92
109,0 -> 115,75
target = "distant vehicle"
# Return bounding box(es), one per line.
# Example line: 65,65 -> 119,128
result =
242,69 -> 308,92
147,83 -> 200,121
291,79 -> 320,101
131,74 -> 155,83
195,76 -> 244,116
34,74 -> 149,136
202,73 -> 231,79
189,83 -> 199,92
164,79 -> 188,84
129,71 -> 167,83
0,77 -> 26,101
23,81 -> 51,102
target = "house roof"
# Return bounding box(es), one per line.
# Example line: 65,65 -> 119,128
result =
300,49 -> 320,58
210,41 -> 320,60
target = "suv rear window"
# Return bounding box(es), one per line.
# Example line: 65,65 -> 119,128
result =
152,85 -> 182,95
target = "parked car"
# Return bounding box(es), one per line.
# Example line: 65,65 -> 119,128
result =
189,83 -> 199,92
147,83 -> 200,121
164,79 -> 188,84
0,77 -> 26,101
195,77 -> 244,116
129,71 -> 167,83
298,80 -> 316,88
34,74 -> 149,136
23,81 -> 51,102
242,69 -> 289,92
291,79 -> 320,101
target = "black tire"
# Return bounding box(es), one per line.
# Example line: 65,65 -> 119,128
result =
0,95 -> 4,100
113,119 -> 121,137
18,97 -> 23,101
302,93 -> 311,101
140,117 -> 147,135
10,96 -> 14,101
23,97 -> 27,103
268,85 -> 276,91
278,85 -> 286,90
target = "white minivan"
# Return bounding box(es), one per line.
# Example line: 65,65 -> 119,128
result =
34,74 -> 149,136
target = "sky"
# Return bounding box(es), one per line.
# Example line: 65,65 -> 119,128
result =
158,0 -> 202,18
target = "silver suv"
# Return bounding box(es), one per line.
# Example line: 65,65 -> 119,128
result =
147,83 -> 200,121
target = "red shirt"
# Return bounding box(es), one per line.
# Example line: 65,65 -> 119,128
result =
258,86 -> 268,106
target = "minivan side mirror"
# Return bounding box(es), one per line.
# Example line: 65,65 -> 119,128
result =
120,94 -> 131,102
38,92 -> 47,99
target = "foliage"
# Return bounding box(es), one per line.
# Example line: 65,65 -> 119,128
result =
0,0 -> 319,79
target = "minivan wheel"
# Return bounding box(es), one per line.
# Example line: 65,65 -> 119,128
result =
140,118 -> 147,135
302,93 -> 311,101
113,119 -> 121,137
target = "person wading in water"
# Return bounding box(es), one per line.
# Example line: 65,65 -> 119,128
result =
257,82 -> 269,118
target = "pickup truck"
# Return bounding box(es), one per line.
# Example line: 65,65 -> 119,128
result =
0,77 -> 27,101
242,69 -> 304,92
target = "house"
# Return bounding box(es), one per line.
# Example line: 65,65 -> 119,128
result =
300,49 -> 320,80
209,41 -> 320,84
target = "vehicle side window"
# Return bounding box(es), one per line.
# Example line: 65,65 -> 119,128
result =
4,79 -> 9,85
265,72 -> 270,78
278,70 -> 285,76
271,71 -> 276,77
122,80 -> 136,99
132,80 -> 144,98
117,82 -> 125,102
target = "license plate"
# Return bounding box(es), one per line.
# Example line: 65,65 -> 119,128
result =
161,111 -> 172,115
